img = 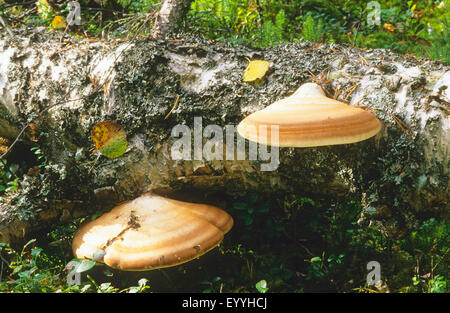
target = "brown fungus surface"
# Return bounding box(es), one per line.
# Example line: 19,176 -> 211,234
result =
72,193 -> 233,271
237,83 -> 382,147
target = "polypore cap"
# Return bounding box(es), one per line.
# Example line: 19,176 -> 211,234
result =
72,193 -> 233,271
237,82 -> 382,147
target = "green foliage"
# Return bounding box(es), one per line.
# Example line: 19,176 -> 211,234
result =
1,0 -> 447,60
1,194 -> 447,293
200,276 -> 222,293
0,239 -> 68,292
301,15 -> 325,43
30,146 -> 47,168
255,279 -> 268,293
0,159 -> 20,195
306,252 -> 345,281
0,238 -> 150,293
186,0 -> 448,61
230,192 -> 283,240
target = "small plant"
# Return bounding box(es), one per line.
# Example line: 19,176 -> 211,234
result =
232,193 -> 268,226
306,252 -> 345,281
255,279 -> 268,293
428,275 -> 447,293
0,239 -> 66,293
200,276 -> 222,293
0,238 -> 151,293
30,146 -> 47,168
231,193 -> 284,240
0,159 -> 20,195
301,15 -> 325,43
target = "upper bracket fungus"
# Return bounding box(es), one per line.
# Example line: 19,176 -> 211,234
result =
72,193 -> 233,271
237,83 -> 382,147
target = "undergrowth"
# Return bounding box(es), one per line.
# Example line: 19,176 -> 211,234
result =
0,193 -> 447,293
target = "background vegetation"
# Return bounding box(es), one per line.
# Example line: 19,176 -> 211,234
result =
0,0 -> 448,293
0,191 -> 448,293
0,0 -> 448,61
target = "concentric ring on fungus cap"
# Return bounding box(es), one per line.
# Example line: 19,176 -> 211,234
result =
72,193 -> 233,271
237,83 -> 382,147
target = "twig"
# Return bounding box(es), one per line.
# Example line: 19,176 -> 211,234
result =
358,53 -> 369,66
0,14 -> 13,37
306,43 -> 322,52
386,112 -> 412,138
164,95 -> 180,119
353,95 -> 367,107
0,124 -> 29,159
341,83 -> 360,101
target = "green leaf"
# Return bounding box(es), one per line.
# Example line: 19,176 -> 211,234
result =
18,271 -> 31,279
80,284 -> 91,292
91,121 -> 128,159
12,265 -> 23,275
76,260 -> 96,273
256,280 -> 269,293
241,215 -> 253,225
249,193 -> 258,204
417,175 -> 427,191
9,164 -> 19,173
233,202 -> 248,210
310,256 -> 322,263
259,203 -> 269,213
103,269 -> 113,277
99,282 -> 111,291
21,239 -> 36,256
138,278 -> 149,288
31,247 -> 42,259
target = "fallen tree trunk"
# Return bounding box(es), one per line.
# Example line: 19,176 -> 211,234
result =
0,28 -> 448,246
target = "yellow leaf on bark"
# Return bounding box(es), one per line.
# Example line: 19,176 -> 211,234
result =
243,59 -> 270,82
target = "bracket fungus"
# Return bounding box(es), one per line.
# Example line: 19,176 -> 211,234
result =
237,83 -> 382,147
72,193 -> 233,271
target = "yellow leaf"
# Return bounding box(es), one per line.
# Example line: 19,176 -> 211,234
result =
383,23 -> 396,32
91,121 -> 128,159
51,16 -> 67,29
243,59 -> 270,82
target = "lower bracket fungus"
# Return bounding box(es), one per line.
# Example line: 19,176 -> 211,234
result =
72,193 -> 233,271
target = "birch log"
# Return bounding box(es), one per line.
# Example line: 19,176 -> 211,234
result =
0,28 -> 448,246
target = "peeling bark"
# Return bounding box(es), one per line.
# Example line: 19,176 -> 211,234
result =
0,29 -> 448,246
150,0 -> 194,38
